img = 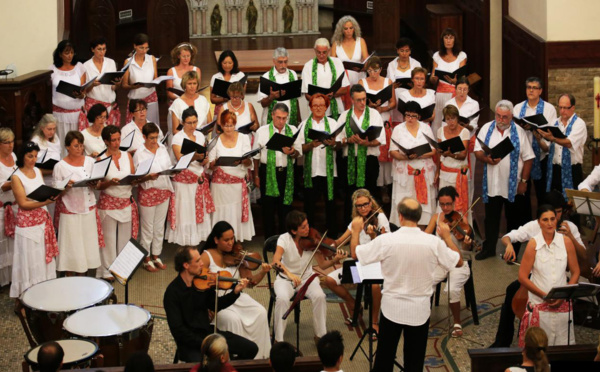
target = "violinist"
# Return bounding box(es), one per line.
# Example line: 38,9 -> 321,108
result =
200,221 -> 272,359
328,188 -> 389,336
273,210 -> 338,344
424,186 -> 473,337
163,246 -> 258,363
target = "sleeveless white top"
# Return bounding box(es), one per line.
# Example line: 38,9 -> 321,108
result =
172,130 -> 206,176
433,51 -> 467,86
169,95 -> 210,127
0,154 -> 17,205
102,151 -> 132,198
83,57 -> 117,103
127,54 -> 156,99
50,63 -> 85,110
529,232 -> 568,306
361,77 -> 392,123
15,168 -> 48,211
170,66 -> 198,92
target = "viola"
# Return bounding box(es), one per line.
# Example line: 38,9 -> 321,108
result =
443,211 -> 474,242
223,242 -> 283,273
193,267 -> 239,291
299,228 -> 339,259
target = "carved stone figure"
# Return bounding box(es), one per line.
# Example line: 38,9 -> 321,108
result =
246,0 -> 258,34
211,4 -> 222,35
282,0 -> 293,33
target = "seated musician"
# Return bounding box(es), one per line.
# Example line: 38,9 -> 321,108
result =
37,341 -> 64,372
272,210 -> 344,345
327,188 -> 390,337
163,246 -> 258,362
424,186 -> 473,337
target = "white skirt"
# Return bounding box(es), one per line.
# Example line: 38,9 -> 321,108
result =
56,211 -> 101,273
166,181 -> 212,246
10,223 -> 56,298
53,110 -> 80,157
0,205 -> 16,286
377,162 -> 393,186
432,91 -> 453,140
215,292 -> 271,359
390,178 -> 436,226
210,183 -> 255,242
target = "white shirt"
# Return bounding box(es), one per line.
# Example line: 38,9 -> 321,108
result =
83,57 -> 117,103
50,63 -> 85,110
437,126 -> 469,169
101,151 -> 133,199
208,134 -> 251,179
133,144 -> 173,191
513,99 -> 557,161
31,135 -> 62,162
356,227 -> 460,325
126,54 -> 156,99
361,77 -> 393,123
399,89 -> 436,112
121,121 -> 165,154
257,68 -> 299,124
529,232 -> 568,305
550,114 -> 587,165
346,213 -> 390,245
386,57 -> 422,123
253,124 -> 302,166
474,121 -> 535,199
277,232 -> 314,280
53,157 -> 97,213
168,95 -> 210,127
336,107 -> 386,157
579,165 -> 600,191
433,51 -> 467,87
296,116 -> 338,177
503,219 -> 583,247
444,96 -> 480,137
301,57 -> 350,118
172,130 -> 206,176
81,128 -> 107,156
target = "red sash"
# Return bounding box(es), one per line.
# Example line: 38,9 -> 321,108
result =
408,165 -> 428,204
518,300 -> 571,347
436,82 -> 456,96
98,193 -> 139,239
211,167 -> 249,222
138,186 -> 176,230
54,197 -> 105,248
3,202 -> 15,238
440,163 -> 469,214
172,169 -> 215,226
79,97 -> 121,131
377,121 -> 393,162
468,136 -> 476,179
17,208 -> 58,263
125,91 -> 158,123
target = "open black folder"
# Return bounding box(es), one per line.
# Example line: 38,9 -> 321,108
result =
477,137 -> 515,160
26,177 -> 70,202
424,134 -> 465,154
307,73 -> 345,96
397,99 -> 435,119
307,121 -> 345,142
348,118 -> 383,142
236,121 -> 255,135
366,84 -> 393,105
458,108 -> 483,127
166,85 -> 209,97
158,152 -> 194,175
342,52 -> 375,71
35,149 -> 59,171
259,77 -> 302,101
214,147 -> 261,167
56,78 -> 97,99
72,157 -> 112,187
391,138 -> 431,157
434,65 -> 467,84
514,114 -> 567,139
97,71 -> 125,85
212,76 -> 248,99
133,75 -> 174,88
394,77 -> 413,90
181,138 -> 210,155
265,125 -> 303,152
176,118 -> 217,135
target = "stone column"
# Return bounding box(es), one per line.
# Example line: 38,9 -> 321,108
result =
261,1 -> 269,34
272,4 -> 277,33
306,0 -> 314,31
296,1 -> 304,33
225,6 -> 233,34
197,1 -> 209,36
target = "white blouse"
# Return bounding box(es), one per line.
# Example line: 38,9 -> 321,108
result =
83,57 -> 117,103
53,157 -> 97,213
209,134 -> 251,179
102,151 -> 133,199
169,95 -> 210,127
81,128 -> 107,156
437,126 -> 469,169
133,144 -> 173,192
172,130 -> 206,176
50,63 -> 85,110
127,54 -> 156,99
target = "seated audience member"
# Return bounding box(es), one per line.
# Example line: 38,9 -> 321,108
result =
190,334 -> 238,372
124,351 -> 155,372
317,330 -> 345,372
269,341 -> 296,372
37,341 -> 64,372
505,326 -> 549,372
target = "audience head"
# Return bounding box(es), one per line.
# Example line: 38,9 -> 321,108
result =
34,114 -> 58,143
439,27 -> 461,56
37,341 -> 64,372
199,334 -> 229,372
217,50 -> 239,75
171,42 -> 197,66
317,330 -> 344,369
523,326 -> 550,372
53,40 -> 75,68
269,341 -> 296,372
124,351 -> 155,372
174,246 -> 199,273
397,197 -> 422,224
16,141 -> 40,168
286,210 -> 308,237
87,103 -> 108,125
332,15 -> 362,44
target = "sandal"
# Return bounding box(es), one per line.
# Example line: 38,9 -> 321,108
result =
451,323 -> 463,338
143,260 -> 158,272
153,257 -> 167,270
371,323 -> 379,341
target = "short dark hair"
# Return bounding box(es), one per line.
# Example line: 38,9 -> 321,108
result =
89,37 -> 107,50
201,221 -> 234,252
133,33 -> 149,46
217,50 -> 240,74
87,103 -> 108,123
16,141 -> 40,168
101,125 -> 121,143
129,99 -> 147,114
438,186 -> 459,201
272,102 -> 289,114
53,40 -> 74,68
64,131 -> 84,147
317,331 -> 344,368
142,123 -> 159,138
543,190 -> 566,210
350,84 -> 366,97
525,76 -> 543,90
182,107 -> 198,124
397,198 -> 422,222
270,341 -> 296,372
286,210 -> 307,236
174,246 -> 197,273
559,93 -> 576,106
456,76 -> 470,88
37,341 -> 64,372
124,351 -> 155,372
536,204 -> 556,220
396,37 -> 413,50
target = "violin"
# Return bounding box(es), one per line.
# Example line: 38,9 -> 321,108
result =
193,267 -> 239,291
443,211 -> 474,242
299,228 -> 339,259
363,211 -> 384,236
223,242 -> 283,273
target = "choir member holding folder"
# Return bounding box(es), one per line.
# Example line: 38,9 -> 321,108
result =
166,43 -> 201,102
121,100 -> 164,154
134,123 -> 174,272
168,107 -> 214,246
53,131 -> 102,275
169,71 -> 212,135
210,50 -> 247,120
10,141 -> 59,298
474,100 -> 534,260
81,37 -> 122,129
330,16 -> 369,87
399,67 -> 436,125
50,40 -> 86,147
209,110 -> 255,242
431,28 -> 467,138
389,101 -> 437,226
0,128 -> 17,287
81,104 -> 108,157
387,38 -> 422,126
95,126 -> 137,281
219,82 -> 259,134
31,115 -> 63,218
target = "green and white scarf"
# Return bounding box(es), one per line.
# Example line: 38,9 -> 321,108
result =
267,67 -> 299,125
303,115 -> 335,200
312,57 -> 340,119
345,108 -> 370,187
266,123 -> 295,205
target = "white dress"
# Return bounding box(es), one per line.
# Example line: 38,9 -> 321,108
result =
50,63 -> 86,147
437,126 -> 470,190
10,168 -> 57,298
127,54 -> 159,125
31,136 -> 61,219
208,135 -> 255,242
0,154 -> 17,286
53,157 -> 101,273
432,51 -> 467,139
335,37 -> 366,85
386,57 -> 422,123
81,127 -> 107,156
166,131 -> 213,245
169,95 -> 210,129
205,250 -> 271,359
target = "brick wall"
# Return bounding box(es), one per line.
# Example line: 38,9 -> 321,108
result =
548,67 -> 600,173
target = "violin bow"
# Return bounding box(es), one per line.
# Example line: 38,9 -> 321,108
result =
298,230 -> 328,281
449,197 -> 480,231
230,250 -> 248,280
336,206 -> 384,249
213,274 -> 219,334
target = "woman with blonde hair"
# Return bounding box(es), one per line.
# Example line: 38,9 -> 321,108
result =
190,334 -> 237,372
331,15 -> 369,87
505,326 -> 550,372
169,71 -> 212,134
166,42 -> 201,102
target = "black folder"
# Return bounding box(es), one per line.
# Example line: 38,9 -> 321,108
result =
392,139 -> 431,157
342,52 -> 375,71
97,71 -> 125,85
26,185 -> 63,202
265,126 -> 302,152
307,122 -> 345,142
35,149 -> 59,171
423,134 -> 465,154
307,73 -> 345,96
181,138 -> 207,155
176,118 -> 217,134
212,76 -> 248,99
477,137 -> 515,160
514,115 -> 567,139
397,99 -> 435,119
167,85 -> 209,97
236,121 -> 255,135
394,77 -> 413,90
56,78 -> 97,99
366,84 -> 393,105
458,108 -> 483,127
348,118 -> 383,142
259,77 -> 303,101
434,65 -> 467,84
133,76 -> 174,88
215,148 -> 261,167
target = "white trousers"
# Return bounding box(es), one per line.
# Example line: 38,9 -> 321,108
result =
97,215 -> 132,278
431,262 -> 470,303
139,200 -> 168,256
273,276 -> 327,342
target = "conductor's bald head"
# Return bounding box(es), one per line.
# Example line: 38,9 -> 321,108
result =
38,341 -> 64,372
397,198 -> 422,224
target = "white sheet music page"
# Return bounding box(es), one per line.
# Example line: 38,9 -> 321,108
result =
109,240 -> 145,285
356,261 -> 384,281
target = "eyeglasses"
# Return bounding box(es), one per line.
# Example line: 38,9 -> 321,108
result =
355,201 -> 371,209
495,113 -> 511,121
311,104 -> 326,108
184,120 -> 199,125
405,114 -> 419,119
558,105 -> 573,110
526,85 -> 541,91
134,108 -> 147,112
439,202 -> 454,207
456,87 -> 468,93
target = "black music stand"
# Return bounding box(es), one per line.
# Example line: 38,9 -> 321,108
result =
544,283 -> 600,345
108,239 -> 148,304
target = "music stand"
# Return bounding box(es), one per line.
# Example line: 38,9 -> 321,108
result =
108,239 -> 148,304
566,189 -> 600,217
544,283 -> 600,345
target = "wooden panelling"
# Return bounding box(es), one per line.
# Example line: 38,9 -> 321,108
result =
372,0 -> 401,51
147,0 -> 190,58
547,40 -> 600,68
71,0 -> 117,62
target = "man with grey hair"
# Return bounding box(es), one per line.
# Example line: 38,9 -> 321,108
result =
258,47 -> 301,125
301,38 -> 350,120
474,100 -> 535,260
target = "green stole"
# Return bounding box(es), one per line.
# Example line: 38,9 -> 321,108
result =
312,58 -> 339,119
266,123 -> 294,205
266,67 -> 298,125
344,108 -> 370,187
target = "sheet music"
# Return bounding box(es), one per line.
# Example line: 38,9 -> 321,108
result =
173,152 -> 194,170
356,261 -> 383,281
55,175 -> 71,189
135,157 -> 154,176
120,130 -> 135,149
108,240 -> 146,285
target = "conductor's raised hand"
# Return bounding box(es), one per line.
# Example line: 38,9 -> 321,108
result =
437,221 -> 451,240
351,216 -> 364,233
